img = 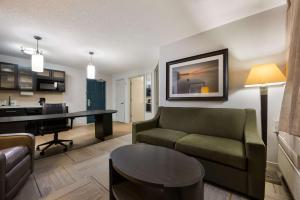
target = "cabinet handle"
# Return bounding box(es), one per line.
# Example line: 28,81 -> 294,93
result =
5,110 -> 17,113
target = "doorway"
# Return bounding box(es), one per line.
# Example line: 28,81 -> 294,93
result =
130,76 -> 145,122
86,79 -> 106,123
115,79 -> 126,122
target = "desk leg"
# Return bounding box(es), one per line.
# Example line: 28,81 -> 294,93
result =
95,114 -> 113,140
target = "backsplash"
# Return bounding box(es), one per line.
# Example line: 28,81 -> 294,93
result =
0,90 -> 64,106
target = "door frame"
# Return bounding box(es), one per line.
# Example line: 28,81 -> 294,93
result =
115,78 -> 126,123
129,75 -> 145,122
154,64 -> 159,113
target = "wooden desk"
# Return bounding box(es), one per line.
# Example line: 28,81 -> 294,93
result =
0,110 -> 117,140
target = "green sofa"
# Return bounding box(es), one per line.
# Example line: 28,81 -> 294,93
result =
132,107 -> 266,200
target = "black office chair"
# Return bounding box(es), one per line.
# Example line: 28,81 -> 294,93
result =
36,103 -> 73,155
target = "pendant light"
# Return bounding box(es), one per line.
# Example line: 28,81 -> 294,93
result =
87,51 -> 96,79
31,36 -> 44,72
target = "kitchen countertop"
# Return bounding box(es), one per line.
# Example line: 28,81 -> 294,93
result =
0,105 -> 42,109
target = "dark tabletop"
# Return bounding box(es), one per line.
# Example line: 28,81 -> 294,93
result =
110,143 -> 205,188
0,110 -> 117,123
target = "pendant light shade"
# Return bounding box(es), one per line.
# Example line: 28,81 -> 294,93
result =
87,51 -> 96,79
32,53 -> 44,72
87,64 -> 95,79
32,36 -> 44,72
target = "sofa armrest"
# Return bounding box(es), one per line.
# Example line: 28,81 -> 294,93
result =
132,109 -> 160,143
244,109 -> 266,200
0,133 -> 35,172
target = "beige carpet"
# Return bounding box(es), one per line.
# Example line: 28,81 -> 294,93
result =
34,122 -> 132,159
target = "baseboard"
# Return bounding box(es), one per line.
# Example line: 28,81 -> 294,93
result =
267,161 -> 279,170
267,161 -> 278,167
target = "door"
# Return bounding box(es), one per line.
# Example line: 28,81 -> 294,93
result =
115,79 -> 126,122
130,76 -> 145,122
87,79 -> 106,123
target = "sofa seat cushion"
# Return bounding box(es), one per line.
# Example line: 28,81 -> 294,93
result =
2,146 -> 29,172
175,134 -> 246,170
136,128 -> 187,148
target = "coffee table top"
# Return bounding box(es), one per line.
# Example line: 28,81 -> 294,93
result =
110,144 -> 205,188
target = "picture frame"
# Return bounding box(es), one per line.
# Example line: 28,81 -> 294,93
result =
166,49 -> 228,101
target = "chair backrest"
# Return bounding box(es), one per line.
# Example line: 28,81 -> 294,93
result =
158,107 -> 247,141
40,103 -> 68,132
42,103 -> 67,115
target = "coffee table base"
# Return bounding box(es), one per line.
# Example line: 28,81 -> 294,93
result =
109,159 -> 204,200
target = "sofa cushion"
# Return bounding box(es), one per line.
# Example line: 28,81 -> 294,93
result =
2,146 -> 29,172
136,128 -> 187,148
175,134 -> 246,170
158,107 -> 246,141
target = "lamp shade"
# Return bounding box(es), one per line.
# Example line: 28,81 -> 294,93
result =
87,64 -> 95,79
31,53 -> 44,72
245,64 -> 286,87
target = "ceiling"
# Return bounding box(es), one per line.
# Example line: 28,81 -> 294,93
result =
0,0 -> 286,75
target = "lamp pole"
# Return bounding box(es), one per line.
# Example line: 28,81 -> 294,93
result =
260,86 -> 268,145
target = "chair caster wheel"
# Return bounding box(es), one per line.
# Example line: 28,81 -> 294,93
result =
63,147 -> 68,152
40,151 -> 45,156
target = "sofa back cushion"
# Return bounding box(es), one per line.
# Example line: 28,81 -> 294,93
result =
158,107 -> 246,141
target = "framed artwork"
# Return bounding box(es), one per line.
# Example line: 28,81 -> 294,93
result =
166,49 -> 228,101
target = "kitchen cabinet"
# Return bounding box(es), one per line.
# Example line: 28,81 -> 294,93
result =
0,62 -> 66,93
18,67 -> 35,91
36,68 -> 51,78
0,62 -> 18,90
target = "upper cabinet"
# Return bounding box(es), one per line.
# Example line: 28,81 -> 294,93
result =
36,69 -> 65,92
52,70 -> 65,81
0,62 -> 66,92
18,66 -> 35,91
0,62 -> 18,90
36,69 -> 51,78
36,69 -> 65,80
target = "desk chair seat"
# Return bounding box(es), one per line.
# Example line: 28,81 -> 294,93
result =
36,104 -> 73,156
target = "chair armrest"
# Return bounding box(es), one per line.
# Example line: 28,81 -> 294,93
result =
0,152 -> 5,200
132,109 -> 160,143
0,133 -> 35,172
244,109 -> 266,200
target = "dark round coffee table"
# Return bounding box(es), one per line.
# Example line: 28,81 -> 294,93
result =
109,143 -> 205,200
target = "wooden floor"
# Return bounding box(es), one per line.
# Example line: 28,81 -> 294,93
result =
13,123 -> 291,200
34,122 -> 132,159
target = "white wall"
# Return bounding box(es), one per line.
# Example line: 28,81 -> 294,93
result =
0,54 -> 90,125
112,67 -> 156,123
159,6 -> 287,162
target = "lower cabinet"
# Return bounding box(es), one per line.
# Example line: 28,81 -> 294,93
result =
0,107 -> 42,134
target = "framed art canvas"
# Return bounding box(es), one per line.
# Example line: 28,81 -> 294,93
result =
166,49 -> 228,101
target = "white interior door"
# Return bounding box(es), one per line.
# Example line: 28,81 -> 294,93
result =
130,76 -> 145,122
116,79 -> 125,122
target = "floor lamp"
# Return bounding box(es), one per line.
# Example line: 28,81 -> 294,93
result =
245,64 -> 286,145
